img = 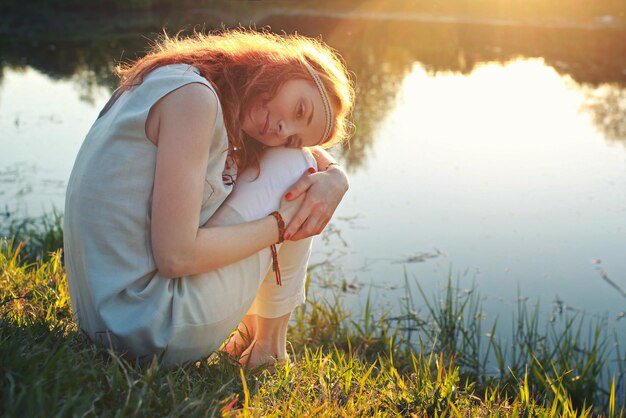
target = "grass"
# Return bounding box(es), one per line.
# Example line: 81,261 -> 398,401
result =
0,209 -> 64,263
1,217 -> 625,417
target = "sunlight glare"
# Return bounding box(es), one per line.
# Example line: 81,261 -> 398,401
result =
389,58 -> 600,191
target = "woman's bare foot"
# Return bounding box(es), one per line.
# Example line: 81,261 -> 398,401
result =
238,339 -> 287,369
237,312 -> 291,369
222,314 -> 257,357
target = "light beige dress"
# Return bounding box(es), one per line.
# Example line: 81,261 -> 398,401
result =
64,64 -> 314,365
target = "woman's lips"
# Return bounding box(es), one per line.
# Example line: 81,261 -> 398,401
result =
260,112 -> 269,135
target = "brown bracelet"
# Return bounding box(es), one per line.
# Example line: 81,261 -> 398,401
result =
269,211 -> 285,244
269,211 -> 285,286
324,162 -> 339,171
270,244 -> 282,286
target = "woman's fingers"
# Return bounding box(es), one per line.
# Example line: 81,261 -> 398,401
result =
284,178 -> 332,240
283,163 -> 348,241
283,202 -> 311,240
287,197 -> 329,241
289,218 -> 328,241
283,167 -> 316,201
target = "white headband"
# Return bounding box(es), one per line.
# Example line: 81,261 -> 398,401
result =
301,59 -> 334,144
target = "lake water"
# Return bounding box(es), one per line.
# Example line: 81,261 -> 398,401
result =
2,9 -> 626,358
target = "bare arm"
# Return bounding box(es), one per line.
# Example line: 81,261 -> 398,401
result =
282,146 -> 349,241
150,83 -> 301,278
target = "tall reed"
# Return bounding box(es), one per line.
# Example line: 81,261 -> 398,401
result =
1,218 -> 624,415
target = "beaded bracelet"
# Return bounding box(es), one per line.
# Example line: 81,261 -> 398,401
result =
269,211 -> 286,286
324,162 -> 339,171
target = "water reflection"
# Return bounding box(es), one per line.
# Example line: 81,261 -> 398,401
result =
1,12 -> 625,168
313,57 -> 626,321
2,7 -> 626,392
0,67 -> 111,220
581,84 -> 626,143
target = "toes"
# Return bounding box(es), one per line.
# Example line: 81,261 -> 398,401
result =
237,342 -> 287,370
222,333 -> 247,357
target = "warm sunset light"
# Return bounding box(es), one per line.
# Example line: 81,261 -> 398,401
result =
2,0 -> 625,415
397,59 -> 588,174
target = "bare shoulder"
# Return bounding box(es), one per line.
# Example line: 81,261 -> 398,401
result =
159,82 -> 218,121
166,81 -> 217,104
148,82 -> 219,145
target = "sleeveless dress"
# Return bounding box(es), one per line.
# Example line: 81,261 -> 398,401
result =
64,64 -> 267,364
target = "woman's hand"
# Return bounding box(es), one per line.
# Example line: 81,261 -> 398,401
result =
278,192 -> 305,227
282,164 -> 349,241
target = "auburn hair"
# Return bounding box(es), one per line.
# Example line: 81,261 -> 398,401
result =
115,28 -> 355,173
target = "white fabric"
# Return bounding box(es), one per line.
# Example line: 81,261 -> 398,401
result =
211,147 -> 315,319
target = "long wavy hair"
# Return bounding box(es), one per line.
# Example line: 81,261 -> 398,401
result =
115,29 -> 355,173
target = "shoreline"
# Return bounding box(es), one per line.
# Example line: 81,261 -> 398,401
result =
1,227 -> 624,414
2,5 -> 625,38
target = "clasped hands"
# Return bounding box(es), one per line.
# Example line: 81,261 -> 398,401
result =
278,164 -> 349,241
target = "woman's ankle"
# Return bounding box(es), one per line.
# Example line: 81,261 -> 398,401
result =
239,312 -> 291,367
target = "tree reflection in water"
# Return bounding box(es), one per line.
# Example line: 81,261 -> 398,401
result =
1,10 -> 625,165
581,84 -> 626,143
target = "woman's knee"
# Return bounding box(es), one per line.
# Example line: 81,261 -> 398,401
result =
224,148 -> 316,222
241,147 -> 316,189
258,147 -> 316,178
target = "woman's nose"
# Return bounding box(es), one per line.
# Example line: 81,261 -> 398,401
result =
277,120 -> 292,138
